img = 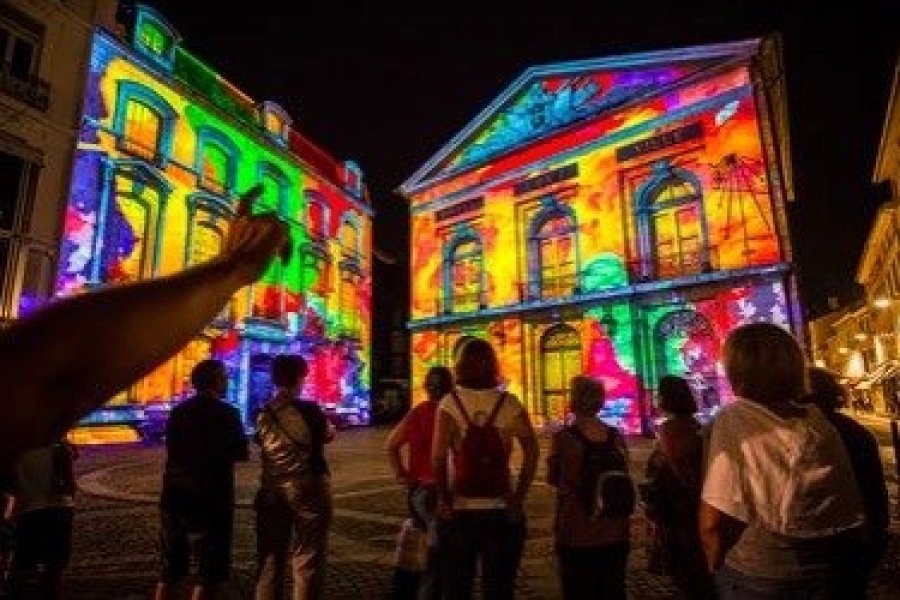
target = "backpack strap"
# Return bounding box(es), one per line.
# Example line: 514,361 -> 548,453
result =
450,389 -> 474,428
484,392 -> 507,427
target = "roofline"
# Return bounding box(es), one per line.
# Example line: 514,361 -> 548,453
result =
856,201 -> 898,283
874,53 -> 900,181
93,28 -> 372,216
398,37 -> 761,197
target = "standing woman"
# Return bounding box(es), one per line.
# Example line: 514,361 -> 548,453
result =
547,376 -> 631,600
700,323 -> 866,599
431,339 -> 539,600
643,375 -> 714,599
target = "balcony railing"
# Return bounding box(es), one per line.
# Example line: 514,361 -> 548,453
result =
0,62 -> 50,111
426,241 -> 789,318
628,248 -> 720,282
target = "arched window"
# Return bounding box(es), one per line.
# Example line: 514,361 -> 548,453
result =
540,324 -> 582,420
337,216 -> 362,339
188,197 -> 231,324
258,163 -> 288,214
113,82 -> 176,164
196,130 -> 238,195
528,202 -> 578,300
443,230 -> 483,313
637,162 -> 708,279
121,100 -> 162,161
302,191 -> 330,295
93,161 -> 172,285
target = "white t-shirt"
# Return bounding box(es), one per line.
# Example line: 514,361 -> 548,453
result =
438,386 -> 525,510
702,398 -> 864,538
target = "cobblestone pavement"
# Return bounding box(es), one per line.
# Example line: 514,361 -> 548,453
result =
63,423 -> 900,599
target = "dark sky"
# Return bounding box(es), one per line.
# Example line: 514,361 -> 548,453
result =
147,0 -> 898,322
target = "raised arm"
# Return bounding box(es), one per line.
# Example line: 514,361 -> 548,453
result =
0,187 -> 287,465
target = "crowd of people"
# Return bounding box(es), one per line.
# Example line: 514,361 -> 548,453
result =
385,324 -> 890,600
0,188 -> 893,599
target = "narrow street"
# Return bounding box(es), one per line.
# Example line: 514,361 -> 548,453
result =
62,420 -> 900,599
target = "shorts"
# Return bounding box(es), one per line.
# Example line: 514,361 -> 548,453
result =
159,506 -> 233,585
14,507 -> 74,571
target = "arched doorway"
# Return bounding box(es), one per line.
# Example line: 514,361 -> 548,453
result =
654,310 -> 720,412
540,324 -> 582,420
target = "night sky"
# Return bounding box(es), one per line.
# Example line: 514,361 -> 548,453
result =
145,1 -> 897,331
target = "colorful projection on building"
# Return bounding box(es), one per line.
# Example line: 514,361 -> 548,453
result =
56,7 -> 371,438
403,40 -> 798,433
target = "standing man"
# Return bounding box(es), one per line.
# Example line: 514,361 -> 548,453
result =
6,438 -> 77,599
255,355 -> 334,600
156,359 -> 249,600
386,365 -> 454,599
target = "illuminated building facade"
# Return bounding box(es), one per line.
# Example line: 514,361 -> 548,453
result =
56,5 -> 372,441
401,38 -> 799,433
1,0 -> 116,322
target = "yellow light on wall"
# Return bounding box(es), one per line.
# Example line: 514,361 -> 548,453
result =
855,333 -> 868,341
874,297 -> 891,309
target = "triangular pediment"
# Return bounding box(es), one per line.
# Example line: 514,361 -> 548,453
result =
400,39 -> 760,196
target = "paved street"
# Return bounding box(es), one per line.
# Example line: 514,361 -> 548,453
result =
63,419 -> 900,599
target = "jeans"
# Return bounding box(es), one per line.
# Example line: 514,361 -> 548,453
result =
715,564 -> 842,600
409,485 -> 440,600
254,478 -> 332,600
438,509 -> 526,600
557,543 -> 629,600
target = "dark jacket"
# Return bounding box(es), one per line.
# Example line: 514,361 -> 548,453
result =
161,393 -> 248,511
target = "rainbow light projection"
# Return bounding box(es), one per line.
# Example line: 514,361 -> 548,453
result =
56,6 -> 371,442
401,39 -> 799,433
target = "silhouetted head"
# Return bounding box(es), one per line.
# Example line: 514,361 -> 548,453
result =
658,375 -> 698,416
272,354 -> 308,390
570,375 -> 605,416
804,367 -> 846,413
191,359 -> 228,398
454,338 -> 500,390
424,366 -> 453,401
724,323 -> 807,405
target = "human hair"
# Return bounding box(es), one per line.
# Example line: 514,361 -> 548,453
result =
804,367 -> 846,413
191,359 -> 225,393
454,338 -> 500,390
424,365 -> 454,400
570,375 -> 605,416
271,354 -> 308,388
723,323 -> 807,405
657,375 -> 698,416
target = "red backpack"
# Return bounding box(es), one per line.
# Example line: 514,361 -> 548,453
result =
450,390 -> 511,499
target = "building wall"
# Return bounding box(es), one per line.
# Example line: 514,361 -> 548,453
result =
406,44 -> 798,432
53,7 -> 371,437
0,0 -> 116,320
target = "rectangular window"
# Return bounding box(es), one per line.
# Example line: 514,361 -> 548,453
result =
122,101 -> 161,160
0,6 -> 41,80
200,145 -> 229,194
0,152 -> 25,231
139,22 -> 169,55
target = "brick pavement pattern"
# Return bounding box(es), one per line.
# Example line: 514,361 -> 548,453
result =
59,424 -> 900,599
